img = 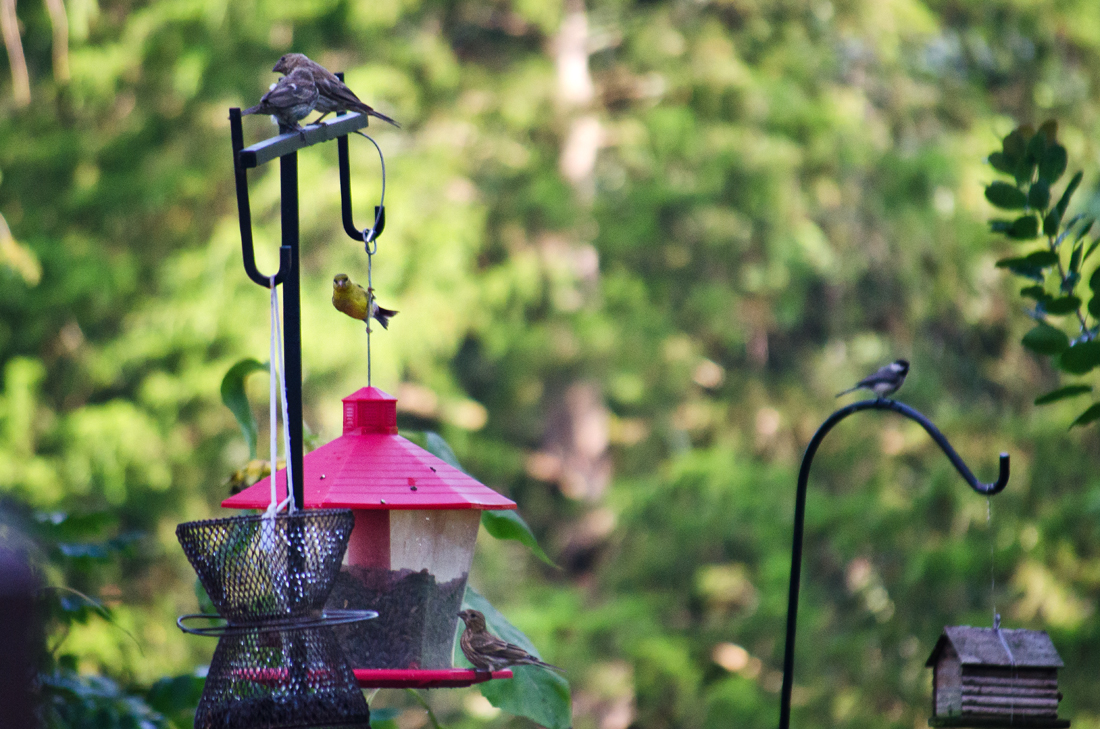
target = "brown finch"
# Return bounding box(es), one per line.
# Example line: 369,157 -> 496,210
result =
457,609 -> 564,673
242,67 -> 319,136
332,273 -> 398,330
273,53 -> 400,128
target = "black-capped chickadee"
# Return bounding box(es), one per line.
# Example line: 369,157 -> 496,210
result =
836,359 -> 910,399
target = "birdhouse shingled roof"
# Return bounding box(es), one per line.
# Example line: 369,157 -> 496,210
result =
925,626 -> 1064,669
222,387 -> 517,511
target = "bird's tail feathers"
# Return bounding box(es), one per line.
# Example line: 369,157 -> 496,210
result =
241,104 -> 262,115
536,659 -> 566,674
368,109 -> 401,128
373,306 -> 398,330
835,386 -> 858,398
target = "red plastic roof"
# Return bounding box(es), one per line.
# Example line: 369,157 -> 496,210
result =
222,387 -> 516,511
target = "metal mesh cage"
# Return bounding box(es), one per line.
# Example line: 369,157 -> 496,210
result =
177,510 -> 355,623
195,625 -> 370,729
178,509 -> 369,728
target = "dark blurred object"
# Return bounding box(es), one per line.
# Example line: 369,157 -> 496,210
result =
0,546 -> 39,729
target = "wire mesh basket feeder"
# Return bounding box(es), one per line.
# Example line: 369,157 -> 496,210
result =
196,624 -> 368,729
177,509 -> 355,622
177,509 -> 372,728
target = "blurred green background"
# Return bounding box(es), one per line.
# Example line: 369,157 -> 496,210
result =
4,0 -> 1100,727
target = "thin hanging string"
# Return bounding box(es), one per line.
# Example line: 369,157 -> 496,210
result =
988,496 -> 996,625
267,275 -> 294,515
354,131 -> 385,250
365,244 -> 373,386
354,130 -> 386,388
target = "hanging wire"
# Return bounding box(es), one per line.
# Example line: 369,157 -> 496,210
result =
352,130 -> 387,388
988,496 -> 996,625
353,130 -> 385,253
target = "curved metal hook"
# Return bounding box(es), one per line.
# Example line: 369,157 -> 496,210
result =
230,107 -> 289,288
338,130 -> 386,245
778,397 -> 1009,729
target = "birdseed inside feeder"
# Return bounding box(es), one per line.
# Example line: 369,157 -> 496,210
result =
926,623 -> 1069,728
223,386 -> 517,687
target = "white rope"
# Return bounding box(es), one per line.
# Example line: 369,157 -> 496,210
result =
265,276 -> 294,518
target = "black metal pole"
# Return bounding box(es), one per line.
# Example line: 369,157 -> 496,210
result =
778,397 -> 1010,729
231,105 -> 375,509
279,150 -> 305,511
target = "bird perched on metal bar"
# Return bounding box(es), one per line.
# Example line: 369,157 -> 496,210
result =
836,359 -> 910,399
457,609 -> 564,673
242,67 -> 319,137
332,273 -> 398,330
272,53 -> 401,128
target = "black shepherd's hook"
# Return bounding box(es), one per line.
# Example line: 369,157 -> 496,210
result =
778,397 -> 1010,729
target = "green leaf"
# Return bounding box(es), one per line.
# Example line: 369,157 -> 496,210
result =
1039,143 -> 1068,184
462,587 -> 572,729
985,181 -> 1027,210
1069,243 -> 1084,275
423,431 -> 463,470
481,510 -> 558,567
1035,384 -> 1093,405
1022,323 -> 1070,355
1089,295 -> 1100,320
1083,237 -> 1100,265
1019,285 -> 1046,300
988,151 -> 1014,176
1003,125 -> 1030,160
1025,129 -> 1047,164
1054,170 -> 1083,220
1003,126 -> 1033,185
1044,295 -> 1081,315
220,358 -> 267,459
1058,340 -> 1100,374
1069,403 -> 1100,429
1090,268 -> 1100,293
1054,214 -> 1090,247
997,251 -> 1058,268
1007,214 -> 1039,240
1027,179 -> 1050,210
1043,210 -> 1059,237
996,250 -> 1057,280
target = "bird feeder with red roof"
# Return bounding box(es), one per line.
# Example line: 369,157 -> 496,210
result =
223,386 -> 516,688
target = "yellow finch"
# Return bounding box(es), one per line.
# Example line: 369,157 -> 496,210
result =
332,273 -> 398,329
242,67 -> 319,136
273,53 -> 400,128
457,609 -> 564,673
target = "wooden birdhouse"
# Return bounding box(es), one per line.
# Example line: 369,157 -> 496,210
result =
926,625 -> 1069,727
223,386 -> 517,688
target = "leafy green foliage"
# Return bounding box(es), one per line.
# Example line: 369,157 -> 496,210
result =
986,122 -> 1100,425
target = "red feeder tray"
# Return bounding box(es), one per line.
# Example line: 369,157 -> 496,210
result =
354,668 -> 513,689
223,387 -> 517,689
